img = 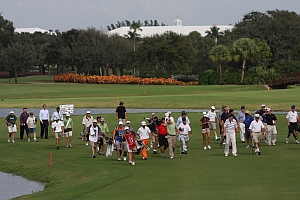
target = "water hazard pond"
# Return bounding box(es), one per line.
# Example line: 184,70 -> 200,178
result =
0,171 -> 45,199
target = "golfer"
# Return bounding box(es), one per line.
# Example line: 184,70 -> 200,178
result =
200,113 -> 211,150
220,106 -> 229,144
249,114 -> 265,154
167,117 -> 179,159
178,118 -> 192,154
149,117 -> 158,154
237,106 -> 246,143
265,108 -> 277,146
116,101 -> 127,125
6,111 -> 18,143
87,119 -> 101,158
177,111 -> 190,125
82,111 -> 94,146
223,114 -> 238,157
20,108 -> 29,140
113,121 -> 125,161
244,110 -> 254,148
51,117 -> 64,150
122,127 -> 137,165
39,104 -> 49,139
137,121 -> 151,160
286,105 -> 299,144
207,106 -> 219,140
63,113 -> 74,148
157,118 -> 168,158
26,112 -> 38,142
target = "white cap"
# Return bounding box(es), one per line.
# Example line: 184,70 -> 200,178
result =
151,113 -> 155,116
141,121 -> 146,126
211,106 -> 215,109
53,116 -> 57,120
203,111 -> 207,115
165,113 -> 169,118
86,110 -> 91,114
66,113 -> 70,117
255,114 -> 260,118
9,111 -> 14,114
266,108 -> 271,111
124,126 -> 130,130
118,121 -> 123,125
126,121 -> 131,124
100,118 -> 104,122
204,115 -> 208,117
261,104 -> 265,107
93,119 -> 97,123
167,111 -> 171,115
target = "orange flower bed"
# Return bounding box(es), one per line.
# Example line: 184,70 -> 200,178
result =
54,74 -> 199,85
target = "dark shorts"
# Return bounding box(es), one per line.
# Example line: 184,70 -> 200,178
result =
288,123 -> 299,133
28,128 -> 36,133
158,134 -> 168,147
245,128 -> 250,139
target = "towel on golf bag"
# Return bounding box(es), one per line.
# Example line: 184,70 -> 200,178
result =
106,144 -> 113,157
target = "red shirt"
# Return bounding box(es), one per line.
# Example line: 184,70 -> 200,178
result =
157,124 -> 167,135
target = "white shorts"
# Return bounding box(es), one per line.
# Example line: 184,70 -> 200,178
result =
8,125 -> 17,133
64,131 -> 73,137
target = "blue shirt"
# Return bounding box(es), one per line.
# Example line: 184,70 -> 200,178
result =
237,111 -> 245,123
245,115 -> 254,128
176,116 -> 190,125
262,113 -> 267,123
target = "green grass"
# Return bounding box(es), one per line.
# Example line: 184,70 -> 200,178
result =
1,75 -> 300,111
0,113 -> 299,199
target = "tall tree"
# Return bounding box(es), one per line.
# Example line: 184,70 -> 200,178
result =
232,38 -> 258,82
209,45 -> 231,81
129,21 -> 142,51
205,25 -> 224,43
0,14 -> 15,48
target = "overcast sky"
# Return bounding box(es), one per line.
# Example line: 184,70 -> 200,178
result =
1,0 -> 300,31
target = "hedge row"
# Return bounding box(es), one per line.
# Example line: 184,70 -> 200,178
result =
54,74 -> 199,85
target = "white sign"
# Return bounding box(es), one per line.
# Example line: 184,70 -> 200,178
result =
60,104 -> 74,115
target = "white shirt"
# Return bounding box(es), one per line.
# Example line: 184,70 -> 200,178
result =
286,111 -> 298,123
51,111 -> 63,121
176,116 -> 190,125
82,116 -> 94,128
166,116 -> 175,123
89,125 -> 100,142
137,126 -> 151,139
249,120 -> 264,132
26,116 -> 37,128
51,120 -> 64,132
207,110 -> 217,122
39,109 -> 49,121
178,123 -> 191,135
224,119 -> 237,133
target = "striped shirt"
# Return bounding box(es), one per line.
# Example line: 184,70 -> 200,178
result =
224,119 -> 237,133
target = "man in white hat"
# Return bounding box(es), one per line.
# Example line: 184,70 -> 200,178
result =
137,121 -> 151,160
207,106 -> 220,141
249,114 -> 265,154
166,111 -> 174,124
51,116 -> 64,150
6,111 -> 18,143
82,111 -> 93,146
113,121 -> 125,161
265,108 -> 277,146
63,113 -> 74,148
87,119 -> 102,158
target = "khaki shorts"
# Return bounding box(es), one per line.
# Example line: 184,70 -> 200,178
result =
8,124 -> 17,133
202,128 -> 210,134
151,133 -> 158,143
55,132 -> 62,140
252,132 -> 262,143
64,131 -> 73,137
90,140 -> 97,146
209,122 -> 216,130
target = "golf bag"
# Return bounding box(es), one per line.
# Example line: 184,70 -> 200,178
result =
106,137 -> 113,157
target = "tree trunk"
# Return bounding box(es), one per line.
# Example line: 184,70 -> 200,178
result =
133,34 -> 136,51
240,59 -> 246,82
219,64 -> 223,81
48,65 -> 50,76
14,70 -> 18,84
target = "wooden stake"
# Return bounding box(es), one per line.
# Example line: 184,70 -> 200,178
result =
49,152 -> 53,167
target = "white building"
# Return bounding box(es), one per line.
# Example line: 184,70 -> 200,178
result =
109,18 -> 233,37
15,28 -> 54,34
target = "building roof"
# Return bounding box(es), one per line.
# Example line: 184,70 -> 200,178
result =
15,28 -> 52,34
109,25 -> 233,37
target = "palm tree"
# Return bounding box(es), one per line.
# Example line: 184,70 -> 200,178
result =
232,38 -> 259,82
209,45 -> 231,81
205,25 -> 224,43
129,21 -> 142,51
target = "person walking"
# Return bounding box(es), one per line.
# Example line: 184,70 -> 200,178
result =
6,111 -> 18,143
51,117 -> 64,150
249,114 -> 265,154
220,106 -> 229,145
122,127 -> 137,165
137,121 -> 151,160
157,118 -> 168,158
244,110 -> 254,148
116,101 -> 127,125
126,121 -> 134,132
177,111 -> 190,125
237,106 -> 246,143
178,118 -> 192,154
167,117 -> 179,159
207,106 -> 219,141
265,108 -> 277,146
20,108 -> 29,140
51,107 -> 63,123
200,113 -> 211,150
87,119 -> 102,158
218,105 -> 226,143
113,121 -> 125,161
223,114 -> 238,157
98,118 -> 109,155
286,105 -> 299,144
26,112 -> 38,142
149,117 -> 158,154
39,104 -> 49,139
82,111 -> 94,146
63,113 -> 74,148
166,111 -> 175,123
